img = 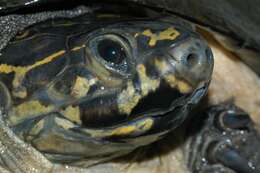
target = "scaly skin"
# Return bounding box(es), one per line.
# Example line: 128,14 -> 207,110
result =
0,3 -> 259,173
0,6 -> 213,171
185,103 -> 260,173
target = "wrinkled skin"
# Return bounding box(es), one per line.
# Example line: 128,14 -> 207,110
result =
185,103 -> 260,173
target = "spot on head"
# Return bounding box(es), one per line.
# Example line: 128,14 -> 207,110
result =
139,27 -> 180,47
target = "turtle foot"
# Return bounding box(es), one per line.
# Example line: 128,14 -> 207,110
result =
186,103 -> 260,173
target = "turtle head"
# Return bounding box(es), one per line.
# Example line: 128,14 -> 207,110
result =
5,16 -> 213,165
69,19 -> 214,140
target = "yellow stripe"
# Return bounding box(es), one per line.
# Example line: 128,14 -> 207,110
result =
0,44 -> 85,93
0,50 -> 66,75
71,45 -> 86,51
0,44 -> 86,75
85,118 -> 154,138
0,50 -> 66,90
141,27 -> 180,47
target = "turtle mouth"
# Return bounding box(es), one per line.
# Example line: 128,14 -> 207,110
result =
79,81 -> 209,138
130,82 -> 189,118
80,81 -> 187,128
128,81 -> 208,131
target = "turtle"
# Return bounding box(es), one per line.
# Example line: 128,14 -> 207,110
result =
0,1 -> 259,173
0,2 -> 214,171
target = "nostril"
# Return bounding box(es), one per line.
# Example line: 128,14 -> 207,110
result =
186,53 -> 199,67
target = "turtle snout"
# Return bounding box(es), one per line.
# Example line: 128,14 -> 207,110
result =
167,37 -> 214,88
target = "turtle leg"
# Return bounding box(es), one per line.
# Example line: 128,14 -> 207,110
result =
185,103 -> 260,173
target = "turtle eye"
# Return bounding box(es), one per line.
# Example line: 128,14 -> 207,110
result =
89,34 -> 132,75
97,39 -> 127,65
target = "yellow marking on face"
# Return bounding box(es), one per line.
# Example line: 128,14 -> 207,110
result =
60,106 -> 81,124
112,126 -> 136,136
177,80 -> 192,93
154,59 -> 171,74
71,45 -> 86,51
135,118 -> 154,131
137,64 -> 160,96
164,74 -> 177,88
71,76 -> 90,99
117,64 -> 160,115
110,118 -> 154,136
8,101 -> 55,125
0,50 -> 66,97
0,50 -> 66,75
154,59 -> 193,94
141,27 -> 180,47
0,64 -> 25,74
12,88 -> 27,99
55,117 -> 76,130
86,118 -> 154,138
164,74 -> 192,94
29,119 -> 45,136
0,44 -> 83,75
118,81 -> 141,114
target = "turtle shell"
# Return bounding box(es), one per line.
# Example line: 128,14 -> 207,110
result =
0,0 -> 58,12
2,0 -> 259,48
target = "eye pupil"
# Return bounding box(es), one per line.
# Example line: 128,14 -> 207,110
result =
97,39 -> 126,64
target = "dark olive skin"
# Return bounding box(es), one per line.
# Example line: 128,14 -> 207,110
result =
0,2 -> 259,173
186,103 -> 260,173
0,13 -> 213,166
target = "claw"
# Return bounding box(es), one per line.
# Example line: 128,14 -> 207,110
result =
216,110 -> 251,130
185,103 -> 260,173
207,142 -> 260,173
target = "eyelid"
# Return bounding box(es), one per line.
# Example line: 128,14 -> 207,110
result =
88,34 -> 133,76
